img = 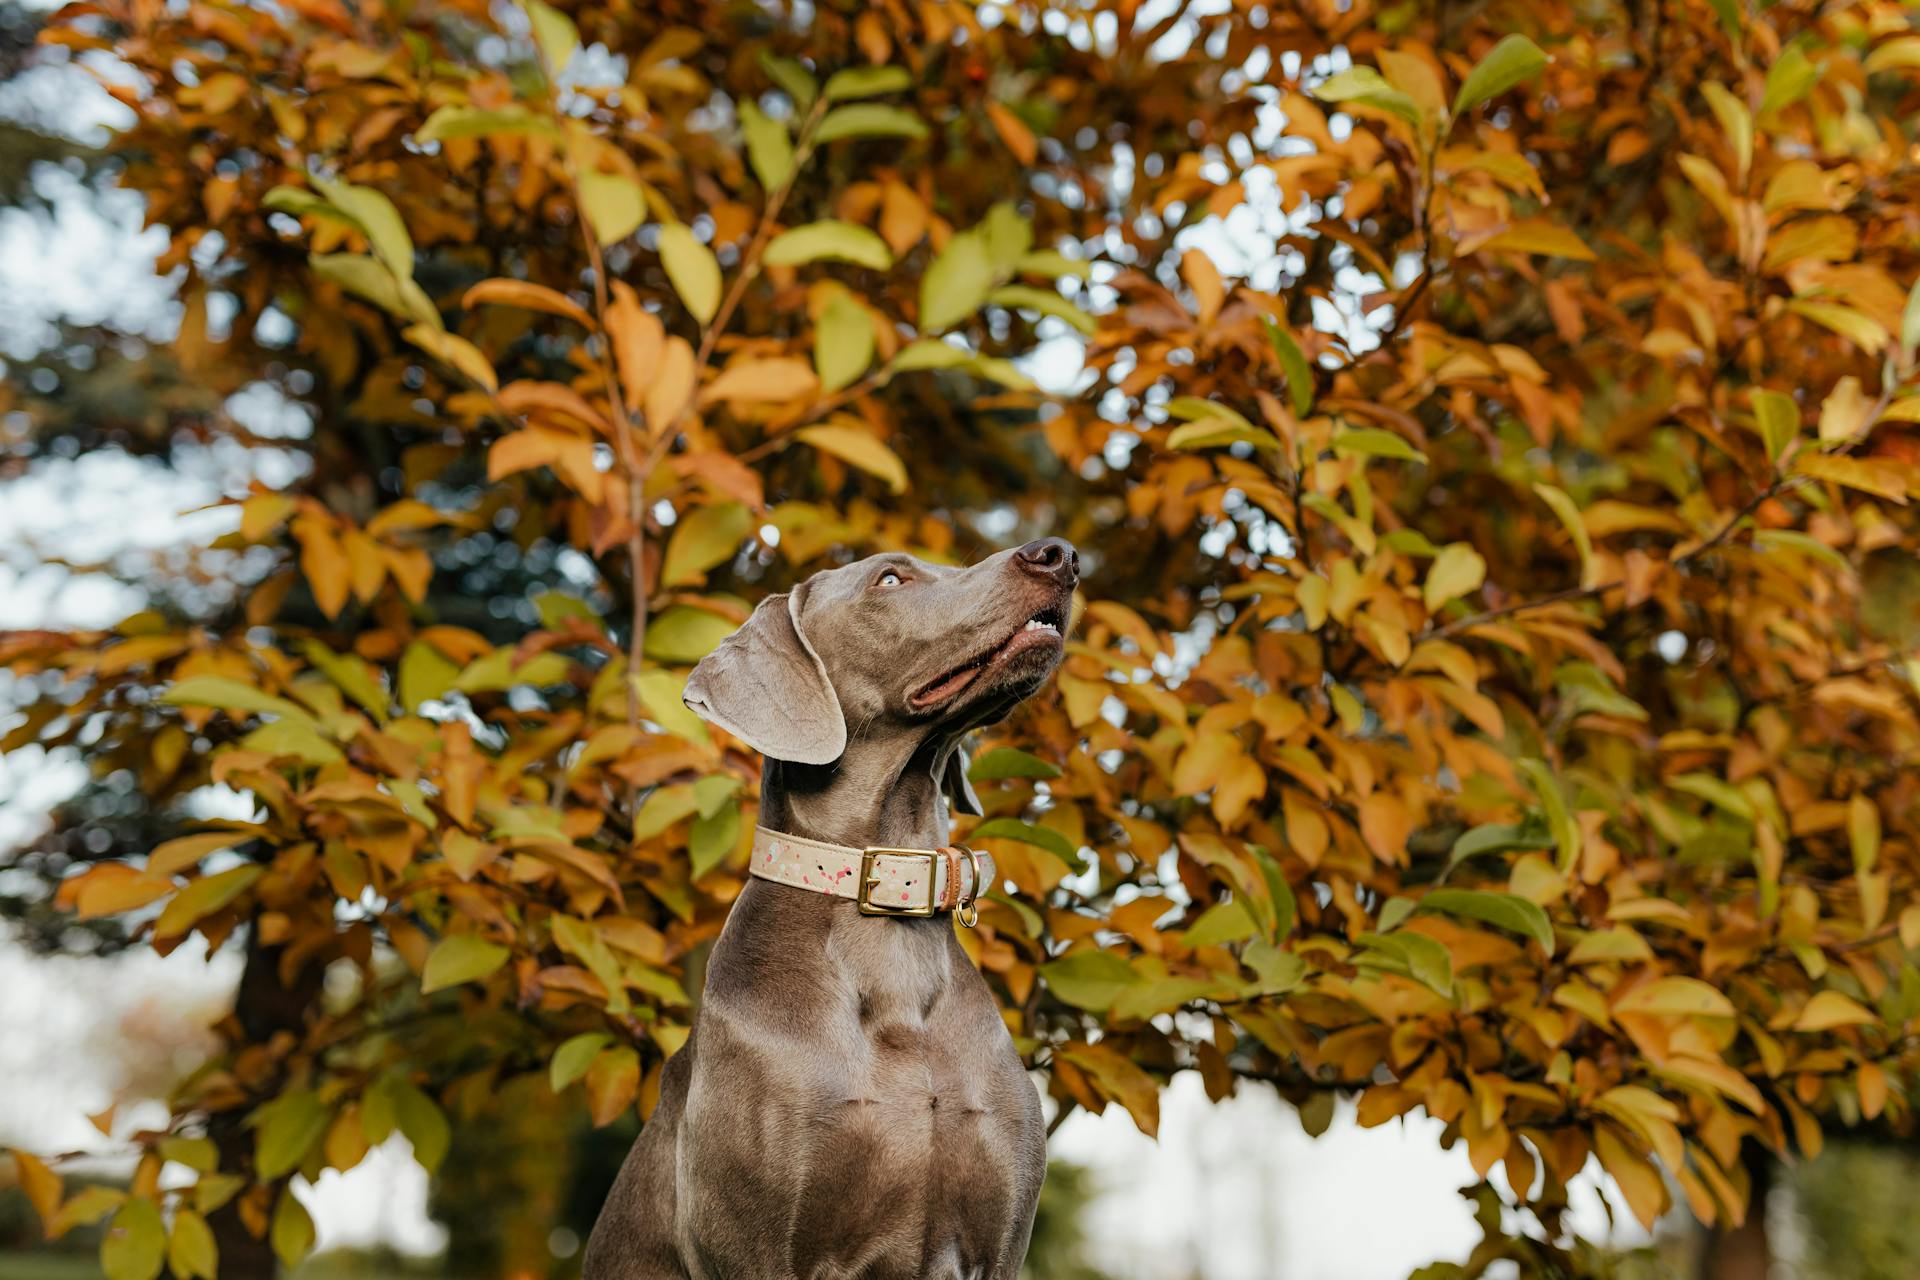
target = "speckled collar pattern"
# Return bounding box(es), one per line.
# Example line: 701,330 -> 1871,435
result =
749,826 -> 994,921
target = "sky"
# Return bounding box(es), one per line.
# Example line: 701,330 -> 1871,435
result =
0,10 -> 1671,1277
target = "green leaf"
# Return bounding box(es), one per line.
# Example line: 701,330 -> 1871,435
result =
988,285 -> 1095,336
301,639 -> 388,721
739,101 -> 794,190
160,675 -> 315,723
1261,316 -> 1314,416
658,223 -> 722,324
824,65 -> 913,100
1018,249 -> 1093,280
522,0 -> 578,74
1110,977 -> 1227,1023
1417,889 -> 1555,956
578,172 -> 647,246
764,220 -> 893,270
550,1032 -> 615,1091
1669,771 -> 1756,823
1247,845 -> 1297,942
269,1190 -> 314,1271
967,746 -> 1062,781
630,783 -> 700,842
1752,388 -> 1801,463
100,1199 -> 165,1280
919,230 -> 993,333
450,648 -> 571,694
393,1082 -> 450,1172
1332,427 -> 1427,463
970,817 -> 1078,867
645,606 -> 738,663
1183,898 -> 1258,947
1902,276 -> 1920,363
758,51 -> 817,110
1759,44 -> 1820,117
632,668 -> 709,742
1312,66 -> 1421,124
1168,419 -> 1283,451
253,1089 -> 327,1181
309,252 -> 439,328
166,1210 -> 217,1280
1451,34 -> 1549,118
152,865 -> 265,940
157,1135 -> 218,1174
1533,482 -> 1595,588
413,105 -> 559,144
661,501 -> 753,586
982,203 -> 1034,273
398,641 -> 461,709
1242,940 -> 1306,995
1699,82 -> 1752,184
1444,818 -> 1555,877
888,339 -> 970,372
690,798 -> 741,878
814,103 -> 929,143
1039,949 -> 1140,1012
263,185 -> 365,231
1517,758 -> 1582,870
310,176 -> 413,280
1753,528 -> 1852,574
1707,0 -> 1741,38
420,933 -> 511,993
1356,930 -> 1454,996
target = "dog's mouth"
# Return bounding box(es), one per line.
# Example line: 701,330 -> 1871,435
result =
908,601 -> 1068,711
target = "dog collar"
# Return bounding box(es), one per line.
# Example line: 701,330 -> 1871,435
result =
749,826 -> 994,926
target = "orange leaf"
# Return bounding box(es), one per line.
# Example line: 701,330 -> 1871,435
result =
462,278 -> 594,328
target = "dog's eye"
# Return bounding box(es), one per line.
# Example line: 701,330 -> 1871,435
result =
876,570 -> 905,588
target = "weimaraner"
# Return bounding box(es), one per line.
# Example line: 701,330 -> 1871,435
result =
583,538 -> 1079,1280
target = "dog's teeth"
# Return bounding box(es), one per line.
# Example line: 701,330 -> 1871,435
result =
1023,618 -> 1057,633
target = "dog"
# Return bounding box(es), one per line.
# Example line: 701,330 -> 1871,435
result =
583,538 -> 1079,1280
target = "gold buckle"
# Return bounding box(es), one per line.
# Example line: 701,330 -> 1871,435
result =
858,848 -> 939,916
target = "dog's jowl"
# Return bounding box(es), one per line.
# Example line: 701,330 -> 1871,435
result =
584,538 -> 1078,1280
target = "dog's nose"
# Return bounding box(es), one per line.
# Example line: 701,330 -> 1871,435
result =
1014,537 -> 1078,589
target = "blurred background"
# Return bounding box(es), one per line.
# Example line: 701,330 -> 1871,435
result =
4,0 -> 1920,1276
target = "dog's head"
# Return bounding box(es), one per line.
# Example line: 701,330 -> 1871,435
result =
683,538 -> 1077,814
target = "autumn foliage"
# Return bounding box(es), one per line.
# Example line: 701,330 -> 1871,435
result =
6,0 -> 1920,1275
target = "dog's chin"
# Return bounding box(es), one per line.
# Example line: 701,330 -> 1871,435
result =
906,608 -> 1067,720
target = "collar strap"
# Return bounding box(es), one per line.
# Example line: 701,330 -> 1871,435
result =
749,826 -> 994,925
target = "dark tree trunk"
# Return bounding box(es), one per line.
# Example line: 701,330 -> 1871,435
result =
1699,1143 -> 1773,1280
206,928 -> 324,1279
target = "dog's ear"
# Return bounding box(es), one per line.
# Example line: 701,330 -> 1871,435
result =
683,587 -> 846,765
934,736 -> 983,817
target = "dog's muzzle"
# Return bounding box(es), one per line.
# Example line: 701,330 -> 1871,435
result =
750,827 -> 993,926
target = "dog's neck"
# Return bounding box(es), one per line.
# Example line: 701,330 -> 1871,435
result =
758,729 -> 952,850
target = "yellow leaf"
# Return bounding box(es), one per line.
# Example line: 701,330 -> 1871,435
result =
1793,990 -> 1876,1031
701,357 -> 819,405
1613,976 -> 1735,1018
813,293 -> 875,393
1594,1124 -> 1669,1230
1478,220 -> 1596,260
794,422 -> 908,493
1424,542 -> 1486,611
1794,453 -> 1909,503
578,171 -> 647,246
658,223 -> 721,323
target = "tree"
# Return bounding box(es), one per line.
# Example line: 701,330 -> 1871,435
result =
4,1 -> 1920,1278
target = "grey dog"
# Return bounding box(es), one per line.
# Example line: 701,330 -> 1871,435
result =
583,538 -> 1079,1280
